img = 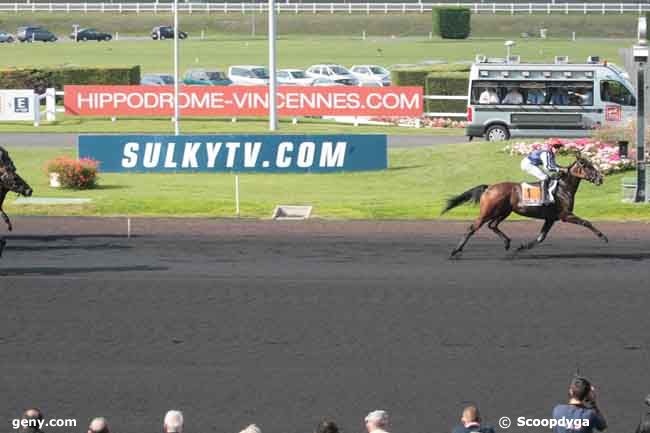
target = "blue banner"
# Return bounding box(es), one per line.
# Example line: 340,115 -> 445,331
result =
78,134 -> 387,173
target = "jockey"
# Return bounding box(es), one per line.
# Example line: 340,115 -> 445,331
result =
520,141 -> 564,203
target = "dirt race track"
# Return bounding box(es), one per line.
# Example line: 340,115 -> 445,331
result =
1,217 -> 649,433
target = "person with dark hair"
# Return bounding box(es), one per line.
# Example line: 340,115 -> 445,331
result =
19,408 -> 45,433
551,377 -> 607,433
315,420 -> 340,433
451,405 -> 495,433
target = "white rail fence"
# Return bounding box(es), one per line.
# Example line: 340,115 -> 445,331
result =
2,1 -> 650,13
32,89 -> 468,127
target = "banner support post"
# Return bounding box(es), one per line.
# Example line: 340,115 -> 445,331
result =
173,0 -> 180,136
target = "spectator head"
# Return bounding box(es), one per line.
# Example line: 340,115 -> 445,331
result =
569,377 -> 592,402
164,410 -> 184,433
365,410 -> 389,432
461,405 -> 481,426
239,425 -> 261,433
315,420 -> 340,433
88,418 -> 109,433
20,408 -> 44,433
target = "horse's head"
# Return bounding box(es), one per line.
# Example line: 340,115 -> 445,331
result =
0,147 -> 32,197
569,155 -> 603,186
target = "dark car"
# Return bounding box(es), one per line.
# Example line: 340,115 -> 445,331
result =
151,26 -> 187,40
17,26 -> 57,42
70,28 -> 112,42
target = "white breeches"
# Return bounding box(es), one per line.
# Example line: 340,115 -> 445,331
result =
521,158 -> 548,181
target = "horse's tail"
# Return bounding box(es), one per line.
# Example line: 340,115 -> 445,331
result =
441,184 -> 489,215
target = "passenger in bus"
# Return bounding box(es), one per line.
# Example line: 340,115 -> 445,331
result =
571,87 -> 593,106
550,88 -> 569,105
526,88 -> 546,105
479,87 -> 500,104
502,87 -> 524,105
600,82 -> 612,102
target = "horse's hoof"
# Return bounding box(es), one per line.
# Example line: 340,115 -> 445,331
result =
504,241 -> 511,251
449,251 -> 462,260
600,234 -> 609,243
516,244 -> 527,252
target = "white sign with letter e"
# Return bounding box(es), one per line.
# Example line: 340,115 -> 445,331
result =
0,89 -> 35,121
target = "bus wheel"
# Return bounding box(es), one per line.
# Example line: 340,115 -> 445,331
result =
486,125 -> 510,141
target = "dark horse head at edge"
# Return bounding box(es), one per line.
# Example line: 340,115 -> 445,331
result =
0,146 -> 32,197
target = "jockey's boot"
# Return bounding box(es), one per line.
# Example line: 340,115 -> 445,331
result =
541,179 -> 550,204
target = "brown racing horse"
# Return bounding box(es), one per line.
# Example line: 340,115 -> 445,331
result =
443,156 -> 607,258
0,146 -> 33,257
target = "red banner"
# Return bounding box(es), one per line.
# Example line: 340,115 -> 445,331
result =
64,85 -> 423,117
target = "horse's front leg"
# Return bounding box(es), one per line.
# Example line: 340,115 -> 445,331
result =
561,213 -> 608,243
1,209 -> 12,232
517,219 -> 555,252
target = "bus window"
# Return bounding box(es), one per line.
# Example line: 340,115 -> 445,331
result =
471,83 -> 500,104
601,80 -> 635,106
547,82 -> 594,106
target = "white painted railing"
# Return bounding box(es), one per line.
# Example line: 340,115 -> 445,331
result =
34,88 -> 64,126
424,94 -> 467,118
1,2 -> 650,14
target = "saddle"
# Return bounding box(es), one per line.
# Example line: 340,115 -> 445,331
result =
520,182 -> 544,206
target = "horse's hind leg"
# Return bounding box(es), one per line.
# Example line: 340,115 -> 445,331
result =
450,216 -> 487,258
0,237 -> 5,258
488,212 -> 512,251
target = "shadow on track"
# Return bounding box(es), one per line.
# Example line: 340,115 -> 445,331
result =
506,252 -> 650,261
0,265 -> 167,276
7,243 -> 132,252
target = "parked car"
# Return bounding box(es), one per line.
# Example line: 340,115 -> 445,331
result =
350,65 -> 391,86
277,69 -> 314,86
0,31 -> 15,43
183,69 -> 231,86
141,73 -> 175,86
305,64 -> 359,86
311,77 -> 345,87
17,26 -> 57,42
228,65 -> 270,85
151,26 -> 187,40
70,28 -> 112,42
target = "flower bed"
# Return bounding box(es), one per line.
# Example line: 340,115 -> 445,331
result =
502,138 -> 636,175
46,156 -> 99,189
368,116 -> 467,129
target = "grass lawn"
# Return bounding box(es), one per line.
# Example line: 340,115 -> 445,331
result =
4,141 -> 649,220
0,36 -> 631,74
0,115 -> 463,135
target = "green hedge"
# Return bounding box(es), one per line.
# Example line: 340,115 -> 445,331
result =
432,7 -> 471,39
0,66 -> 141,93
391,63 -> 470,88
424,71 -> 469,113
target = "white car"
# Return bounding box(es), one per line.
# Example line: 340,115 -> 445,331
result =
350,65 -> 391,86
228,65 -> 270,85
277,69 -> 314,86
311,77 -> 345,87
305,64 -> 359,86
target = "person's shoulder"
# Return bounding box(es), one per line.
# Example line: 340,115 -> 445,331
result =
451,425 -> 467,433
553,403 -> 572,415
479,425 -> 496,433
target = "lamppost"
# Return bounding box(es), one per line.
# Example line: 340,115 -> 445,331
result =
504,40 -> 515,63
268,0 -> 278,131
633,17 -> 648,202
173,0 -> 180,136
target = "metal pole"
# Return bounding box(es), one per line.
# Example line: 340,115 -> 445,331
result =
268,0 -> 278,131
173,0 -> 180,136
235,175 -> 240,217
636,63 -> 646,202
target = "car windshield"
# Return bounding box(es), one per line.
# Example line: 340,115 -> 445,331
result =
370,66 -> 388,75
160,75 -> 174,84
330,66 -> 350,75
207,72 -> 225,80
289,71 -> 307,79
252,68 -> 269,79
